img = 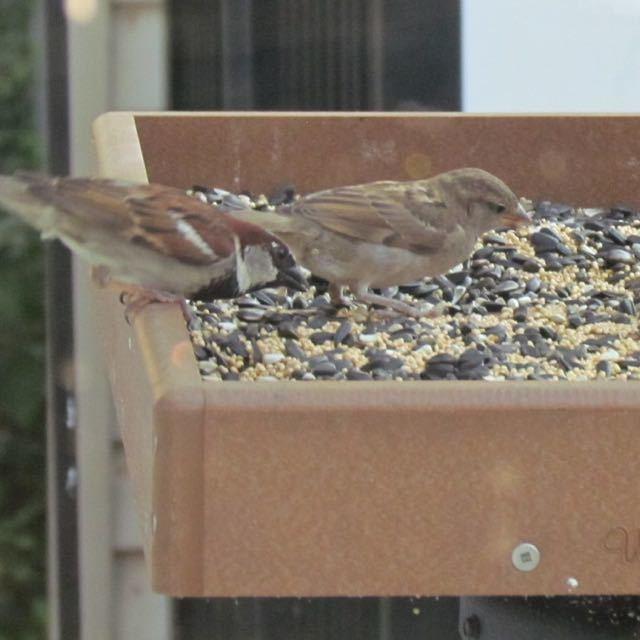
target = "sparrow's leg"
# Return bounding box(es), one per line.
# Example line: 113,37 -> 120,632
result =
119,289 -> 196,325
328,283 -> 351,307
351,285 -> 444,319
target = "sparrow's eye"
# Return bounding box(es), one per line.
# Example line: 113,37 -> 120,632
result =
490,202 -> 506,214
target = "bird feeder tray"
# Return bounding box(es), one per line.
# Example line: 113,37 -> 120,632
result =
93,112 -> 640,598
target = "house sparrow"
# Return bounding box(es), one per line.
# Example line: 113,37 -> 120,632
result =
231,168 -> 531,317
0,173 -> 306,320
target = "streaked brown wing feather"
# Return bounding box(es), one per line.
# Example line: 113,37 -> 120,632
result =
123,191 -> 239,264
292,180 -> 452,252
22,176 -> 238,265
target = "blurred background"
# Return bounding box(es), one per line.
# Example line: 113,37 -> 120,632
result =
1,1 -> 640,639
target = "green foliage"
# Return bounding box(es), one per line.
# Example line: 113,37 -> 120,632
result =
0,0 -> 47,638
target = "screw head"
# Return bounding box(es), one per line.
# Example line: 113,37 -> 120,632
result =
512,542 -> 540,571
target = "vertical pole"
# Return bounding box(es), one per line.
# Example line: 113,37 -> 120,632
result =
42,0 -> 79,636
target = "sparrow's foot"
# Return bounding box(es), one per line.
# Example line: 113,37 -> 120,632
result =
119,290 -> 194,325
328,283 -> 350,307
354,289 -> 445,319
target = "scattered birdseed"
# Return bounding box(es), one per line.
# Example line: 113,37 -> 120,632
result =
187,186 -> 640,382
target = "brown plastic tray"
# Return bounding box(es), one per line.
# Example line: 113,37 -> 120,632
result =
93,112 -> 640,597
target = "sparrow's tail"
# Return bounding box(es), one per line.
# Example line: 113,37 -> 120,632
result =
0,173 -> 58,237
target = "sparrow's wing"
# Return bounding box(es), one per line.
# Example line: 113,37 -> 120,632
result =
291,180 -> 453,252
6,174 -> 244,265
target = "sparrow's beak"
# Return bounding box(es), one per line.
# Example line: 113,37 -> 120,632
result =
501,202 -> 532,228
277,264 -> 308,291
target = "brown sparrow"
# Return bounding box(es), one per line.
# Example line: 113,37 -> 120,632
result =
232,168 -> 531,317
0,173 -> 306,319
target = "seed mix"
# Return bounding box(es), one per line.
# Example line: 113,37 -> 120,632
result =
186,186 -> 640,382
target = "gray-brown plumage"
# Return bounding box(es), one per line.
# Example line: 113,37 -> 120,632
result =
0,173 -> 306,318
232,168 -> 531,316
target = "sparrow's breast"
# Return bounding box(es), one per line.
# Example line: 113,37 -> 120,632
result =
68,233 -> 231,296
297,225 -> 476,289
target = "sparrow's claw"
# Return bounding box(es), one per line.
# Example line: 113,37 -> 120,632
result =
120,291 -> 158,325
328,283 -> 351,307
354,288 -> 445,319
118,289 -> 194,325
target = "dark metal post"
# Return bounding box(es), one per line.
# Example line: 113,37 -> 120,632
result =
42,1 -> 79,638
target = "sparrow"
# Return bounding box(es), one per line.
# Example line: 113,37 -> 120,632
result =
231,168 -> 531,317
0,173 -> 307,320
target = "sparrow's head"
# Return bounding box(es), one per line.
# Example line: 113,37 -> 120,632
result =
444,168 -> 531,233
239,238 -> 308,293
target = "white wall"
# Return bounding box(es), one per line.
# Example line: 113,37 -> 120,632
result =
462,0 -> 640,111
